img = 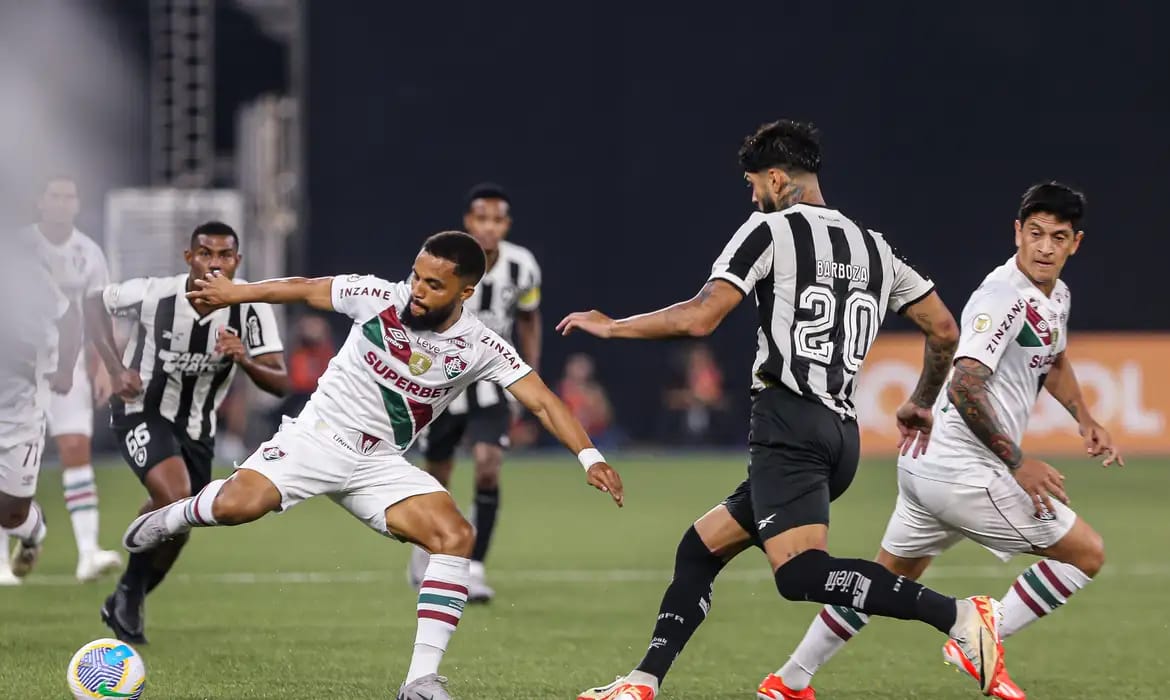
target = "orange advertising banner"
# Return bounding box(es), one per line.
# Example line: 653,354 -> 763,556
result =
855,333 -> 1170,456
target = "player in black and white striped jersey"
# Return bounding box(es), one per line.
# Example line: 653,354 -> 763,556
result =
410,184 -> 542,602
566,121 -> 1011,699
85,221 -> 289,644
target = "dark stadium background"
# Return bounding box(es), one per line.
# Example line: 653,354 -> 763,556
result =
62,1 -> 1170,441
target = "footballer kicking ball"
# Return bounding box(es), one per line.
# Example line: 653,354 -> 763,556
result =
66,638 -> 146,699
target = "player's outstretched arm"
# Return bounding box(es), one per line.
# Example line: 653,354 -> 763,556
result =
1044,352 -> 1123,466
890,291 -> 958,456
187,273 -> 335,311
556,279 -> 742,340
505,372 -> 624,507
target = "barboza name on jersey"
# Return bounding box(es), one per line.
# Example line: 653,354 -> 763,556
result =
816,259 -> 870,284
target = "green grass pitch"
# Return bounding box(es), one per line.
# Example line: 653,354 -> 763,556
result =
1,453 -> 1167,698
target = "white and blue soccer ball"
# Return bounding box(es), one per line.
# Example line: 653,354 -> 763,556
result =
66,638 -> 146,699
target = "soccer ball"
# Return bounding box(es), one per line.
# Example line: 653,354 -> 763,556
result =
66,638 -> 146,699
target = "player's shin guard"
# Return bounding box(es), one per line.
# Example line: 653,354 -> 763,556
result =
9,501 -> 46,545
777,605 -> 870,690
634,526 -> 727,687
63,465 -> 100,555
406,554 -> 469,685
470,486 -> 499,563
774,550 -> 956,634
1000,560 -> 1091,637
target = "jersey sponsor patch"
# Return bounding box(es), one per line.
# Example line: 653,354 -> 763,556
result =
408,351 -> 433,376
973,313 -> 992,333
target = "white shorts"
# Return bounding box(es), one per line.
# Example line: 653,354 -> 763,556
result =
47,359 -> 93,438
881,466 -> 1077,563
238,406 -> 445,538
0,436 -> 46,498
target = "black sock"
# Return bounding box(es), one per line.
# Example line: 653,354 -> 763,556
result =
774,550 -> 957,634
470,486 -> 499,563
119,552 -> 153,598
145,533 -> 189,594
634,527 -> 726,685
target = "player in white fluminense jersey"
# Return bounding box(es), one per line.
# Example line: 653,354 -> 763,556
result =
120,231 -> 624,700
28,176 -> 123,582
412,183 -> 543,602
0,232 -> 84,585
760,183 -> 1120,700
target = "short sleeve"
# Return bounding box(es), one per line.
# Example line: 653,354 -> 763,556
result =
475,330 -> 533,387
954,282 -> 1027,372
331,274 -> 407,321
87,245 -> 110,295
516,257 -> 542,312
103,278 -> 152,318
887,252 -> 936,313
708,213 -> 774,295
242,303 -> 284,357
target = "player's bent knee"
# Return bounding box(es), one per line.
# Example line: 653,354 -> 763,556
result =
426,517 -> 475,557
1076,530 -> 1106,577
473,468 -> 500,490
773,549 -> 831,601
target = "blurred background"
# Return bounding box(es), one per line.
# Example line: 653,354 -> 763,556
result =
4,0 -> 1168,459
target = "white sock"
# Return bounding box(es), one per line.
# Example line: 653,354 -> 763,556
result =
406,554 -> 469,685
9,502 -> 47,545
62,465 -> 100,556
0,534 -> 12,576
1001,560 -> 1091,638
777,605 -> 870,690
163,479 -> 228,533
625,670 -> 660,692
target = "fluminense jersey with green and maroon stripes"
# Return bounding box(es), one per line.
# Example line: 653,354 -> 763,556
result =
309,274 -> 532,454
906,255 -> 1070,486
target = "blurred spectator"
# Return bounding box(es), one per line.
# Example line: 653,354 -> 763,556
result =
659,342 -> 733,445
280,314 -> 336,419
557,353 -> 621,448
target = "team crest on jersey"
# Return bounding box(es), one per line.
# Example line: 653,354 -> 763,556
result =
444,354 -> 468,380
408,351 -> 433,376
262,446 -> 286,461
1034,508 -> 1057,522
358,432 -> 382,455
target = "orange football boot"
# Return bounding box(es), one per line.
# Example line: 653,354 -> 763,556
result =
757,673 -> 817,699
944,639 -> 1026,699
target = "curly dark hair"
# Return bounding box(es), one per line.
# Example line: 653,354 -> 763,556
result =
737,120 -> 822,174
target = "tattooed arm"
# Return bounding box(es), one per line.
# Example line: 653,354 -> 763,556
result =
947,358 -> 1023,468
901,291 -> 959,408
556,280 -> 743,339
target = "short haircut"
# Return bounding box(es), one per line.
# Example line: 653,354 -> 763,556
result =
464,182 -> 511,212
42,174 -> 78,195
1018,182 -> 1086,228
738,119 -> 822,174
190,221 -> 240,250
423,230 -> 487,284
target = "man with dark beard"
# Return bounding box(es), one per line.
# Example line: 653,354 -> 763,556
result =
119,231 -> 624,700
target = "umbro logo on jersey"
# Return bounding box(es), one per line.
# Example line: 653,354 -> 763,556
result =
262,446 -> 286,461
385,327 -> 409,349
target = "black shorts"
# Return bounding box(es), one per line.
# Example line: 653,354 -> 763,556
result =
420,400 -> 511,462
723,387 -> 860,544
113,413 -> 215,493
